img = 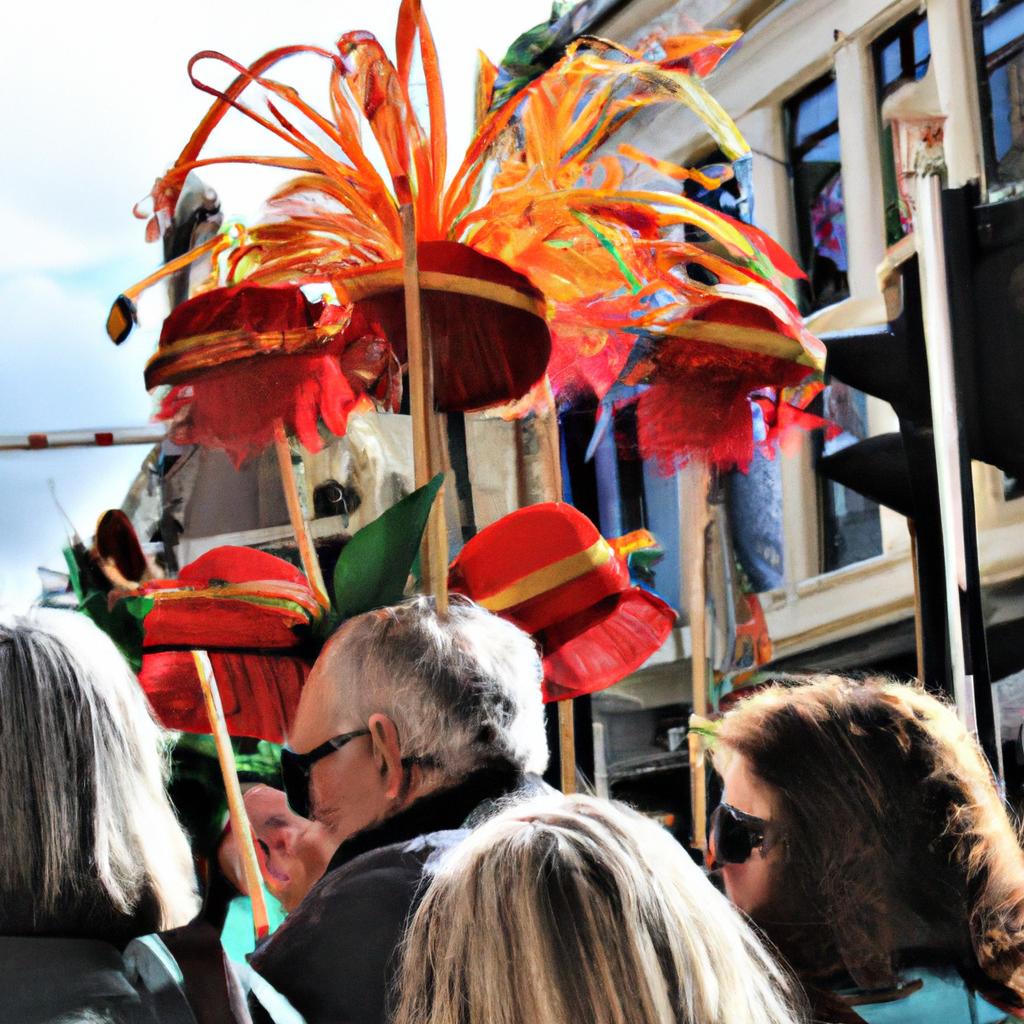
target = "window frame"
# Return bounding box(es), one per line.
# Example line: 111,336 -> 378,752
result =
784,70 -> 850,314
973,0 -> 1024,196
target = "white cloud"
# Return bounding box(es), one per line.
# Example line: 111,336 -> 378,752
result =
0,0 -> 552,610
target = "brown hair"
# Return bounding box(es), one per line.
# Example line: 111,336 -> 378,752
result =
715,676 -> 1024,1004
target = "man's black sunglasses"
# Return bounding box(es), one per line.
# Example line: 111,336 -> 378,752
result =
709,802 -> 773,866
280,729 -> 370,819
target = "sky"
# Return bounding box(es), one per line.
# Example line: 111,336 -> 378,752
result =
0,0 -> 552,610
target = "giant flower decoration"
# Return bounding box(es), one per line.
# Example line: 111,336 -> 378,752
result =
120,0 -> 823,468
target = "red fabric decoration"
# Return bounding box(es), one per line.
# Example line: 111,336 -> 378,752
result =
158,351 -> 357,468
341,241 -> 552,411
140,546 -> 320,650
540,590 -> 676,702
154,295 -> 395,467
157,282 -> 322,351
636,332 -> 812,473
449,502 -> 676,701
547,297 -> 639,403
139,650 -> 308,742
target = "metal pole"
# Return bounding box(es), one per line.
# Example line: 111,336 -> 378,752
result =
915,173 -> 975,735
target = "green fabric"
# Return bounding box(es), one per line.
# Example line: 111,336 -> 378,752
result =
169,735 -> 282,856
331,474 -> 444,620
64,546 -> 152,671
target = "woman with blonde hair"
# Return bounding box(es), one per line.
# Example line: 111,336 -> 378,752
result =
711,675 -> 1024,1022
0,608 -> 201,1021
392,792 -> 805,1024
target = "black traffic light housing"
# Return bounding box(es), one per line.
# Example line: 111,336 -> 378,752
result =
813,186 -> 1021,774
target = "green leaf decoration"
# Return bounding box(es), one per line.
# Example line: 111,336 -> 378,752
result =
63,546 -> 83,602
62,544 -> 152,670
331,474 -> 444,621
78,592 -> 153,672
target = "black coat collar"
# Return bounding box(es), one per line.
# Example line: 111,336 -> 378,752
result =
326,762 -> 525,874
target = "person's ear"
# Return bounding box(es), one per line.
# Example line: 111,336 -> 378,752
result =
368,712 -> 405,800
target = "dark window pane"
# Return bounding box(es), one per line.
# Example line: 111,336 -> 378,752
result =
879,37 -> 903,90
787,74 -> 849,311
819,385 -> 883,572
793,80 -> 839,148
980,0 -> 1024,188
803,133 -> 843,163
984,3 -> 1024,55
913,18 -> 932,76
874,14 -> 931,243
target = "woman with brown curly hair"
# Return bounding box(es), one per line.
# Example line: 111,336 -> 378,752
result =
711,675 -> 1024,1023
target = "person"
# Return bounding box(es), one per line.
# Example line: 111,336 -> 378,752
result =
712,675 -> 1024,1023
249,595 -> 550,1024
0,608 -> 201,1022
218,784 -> 334,915
392,792 -> 806,1024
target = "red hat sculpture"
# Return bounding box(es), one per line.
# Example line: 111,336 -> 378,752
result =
135,545 -> 319,743
449,503 -> 676,702
147,282 -> 399,468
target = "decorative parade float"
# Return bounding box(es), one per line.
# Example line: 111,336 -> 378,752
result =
46,0 -> 828,943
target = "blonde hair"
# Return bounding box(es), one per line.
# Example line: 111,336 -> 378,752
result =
0,609 -> 199,938
393,794 -> 805,1024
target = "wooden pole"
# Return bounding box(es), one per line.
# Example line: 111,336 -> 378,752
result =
192,650 -> 270,940
400,203 -> 449,615
558,701 -> 577,794
685,462 -> 712,851
273,421 -> 329,609
535,390 -> 577,795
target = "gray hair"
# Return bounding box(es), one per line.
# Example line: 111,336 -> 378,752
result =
0,609 -> 198,938
327,595 -> 548,782
394,794 -> 808,1024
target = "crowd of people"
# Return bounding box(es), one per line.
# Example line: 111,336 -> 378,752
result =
3,597 -> 1024,1024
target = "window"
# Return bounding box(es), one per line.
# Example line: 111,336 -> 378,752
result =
818,383 -> 883,572
785,75 -> 850,313
976,0 -> 1024,195
873,13 -> 932,244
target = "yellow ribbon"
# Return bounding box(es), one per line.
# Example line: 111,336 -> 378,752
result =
476,538 -> 615,613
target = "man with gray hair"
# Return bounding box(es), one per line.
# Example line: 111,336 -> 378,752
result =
249,595 -> 550,1024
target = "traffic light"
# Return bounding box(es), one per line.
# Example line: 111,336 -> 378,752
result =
813,186 -> 1014,774
944,188 -> 1024,482
818,261 -> 961,705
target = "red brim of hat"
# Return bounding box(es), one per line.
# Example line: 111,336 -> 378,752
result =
539,588 -> 676,702
139,650 -> 309,743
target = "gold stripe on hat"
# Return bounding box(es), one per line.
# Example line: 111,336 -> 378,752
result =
477,538 -> 615,613
338,269 -> 547,318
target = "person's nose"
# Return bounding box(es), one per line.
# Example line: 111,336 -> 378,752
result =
268,822 -> 303,855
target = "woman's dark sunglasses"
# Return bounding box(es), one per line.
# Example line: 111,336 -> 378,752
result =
280,729 -> 370,819
709,802 -> 772,866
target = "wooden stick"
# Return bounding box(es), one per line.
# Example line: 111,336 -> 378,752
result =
533,386 -> 577,794
192,650 -> 270,940
558,700 -> 577,794
273,421 -> 329,608
685,462 -> 712,851
400,203 -> 449,614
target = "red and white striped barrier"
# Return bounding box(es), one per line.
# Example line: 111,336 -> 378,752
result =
0,426 -> 166,451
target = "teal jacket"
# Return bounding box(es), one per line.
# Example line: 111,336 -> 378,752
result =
843,970 -> 1010,1024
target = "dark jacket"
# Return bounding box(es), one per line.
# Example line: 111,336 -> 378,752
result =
249,764 -> 546,1024
0,934 -> 197,1024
